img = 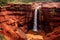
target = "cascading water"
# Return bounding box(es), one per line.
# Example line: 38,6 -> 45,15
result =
33,8 -> 38,32
33,6 -> 41,32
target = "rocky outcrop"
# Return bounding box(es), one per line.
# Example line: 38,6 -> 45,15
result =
0,2 -> 60,40
32,2 -> 60,40
44,27 -> 60,40
0,4 -> 33,40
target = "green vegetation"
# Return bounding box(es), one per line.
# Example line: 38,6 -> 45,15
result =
0,0 -> 60,7
0,0 -> 8,7
8,0 -> 60,4
53,0 -> 60,2
0,34 -> 6,40
8,0 -> 52,3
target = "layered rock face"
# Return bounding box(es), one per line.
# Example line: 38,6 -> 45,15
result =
32,2 -> 60,40
0,4 -> 33,40
0,2 -> 60,40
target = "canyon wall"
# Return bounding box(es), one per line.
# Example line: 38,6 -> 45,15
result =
32,2 -> 60,40
0,2 -> 60,40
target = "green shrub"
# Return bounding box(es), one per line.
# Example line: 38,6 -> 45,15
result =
0,0 -> 8,7
0,34 -> 6,40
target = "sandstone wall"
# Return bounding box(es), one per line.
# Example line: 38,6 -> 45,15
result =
32,2 -> 60,40
0,2 -> 60,40
0,4 -> 34,40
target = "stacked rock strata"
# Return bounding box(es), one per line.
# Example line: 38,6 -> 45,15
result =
0,4 -> 33,40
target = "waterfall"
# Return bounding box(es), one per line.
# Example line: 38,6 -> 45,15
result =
33,6 -> 41,32
33,8 -> 38,32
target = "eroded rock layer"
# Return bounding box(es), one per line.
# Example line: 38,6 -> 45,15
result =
0,2 -> 60,40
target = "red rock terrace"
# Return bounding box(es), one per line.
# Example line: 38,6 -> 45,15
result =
0,2 -> 60,40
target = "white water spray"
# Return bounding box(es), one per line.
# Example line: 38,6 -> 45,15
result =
33,6 -> 41,32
